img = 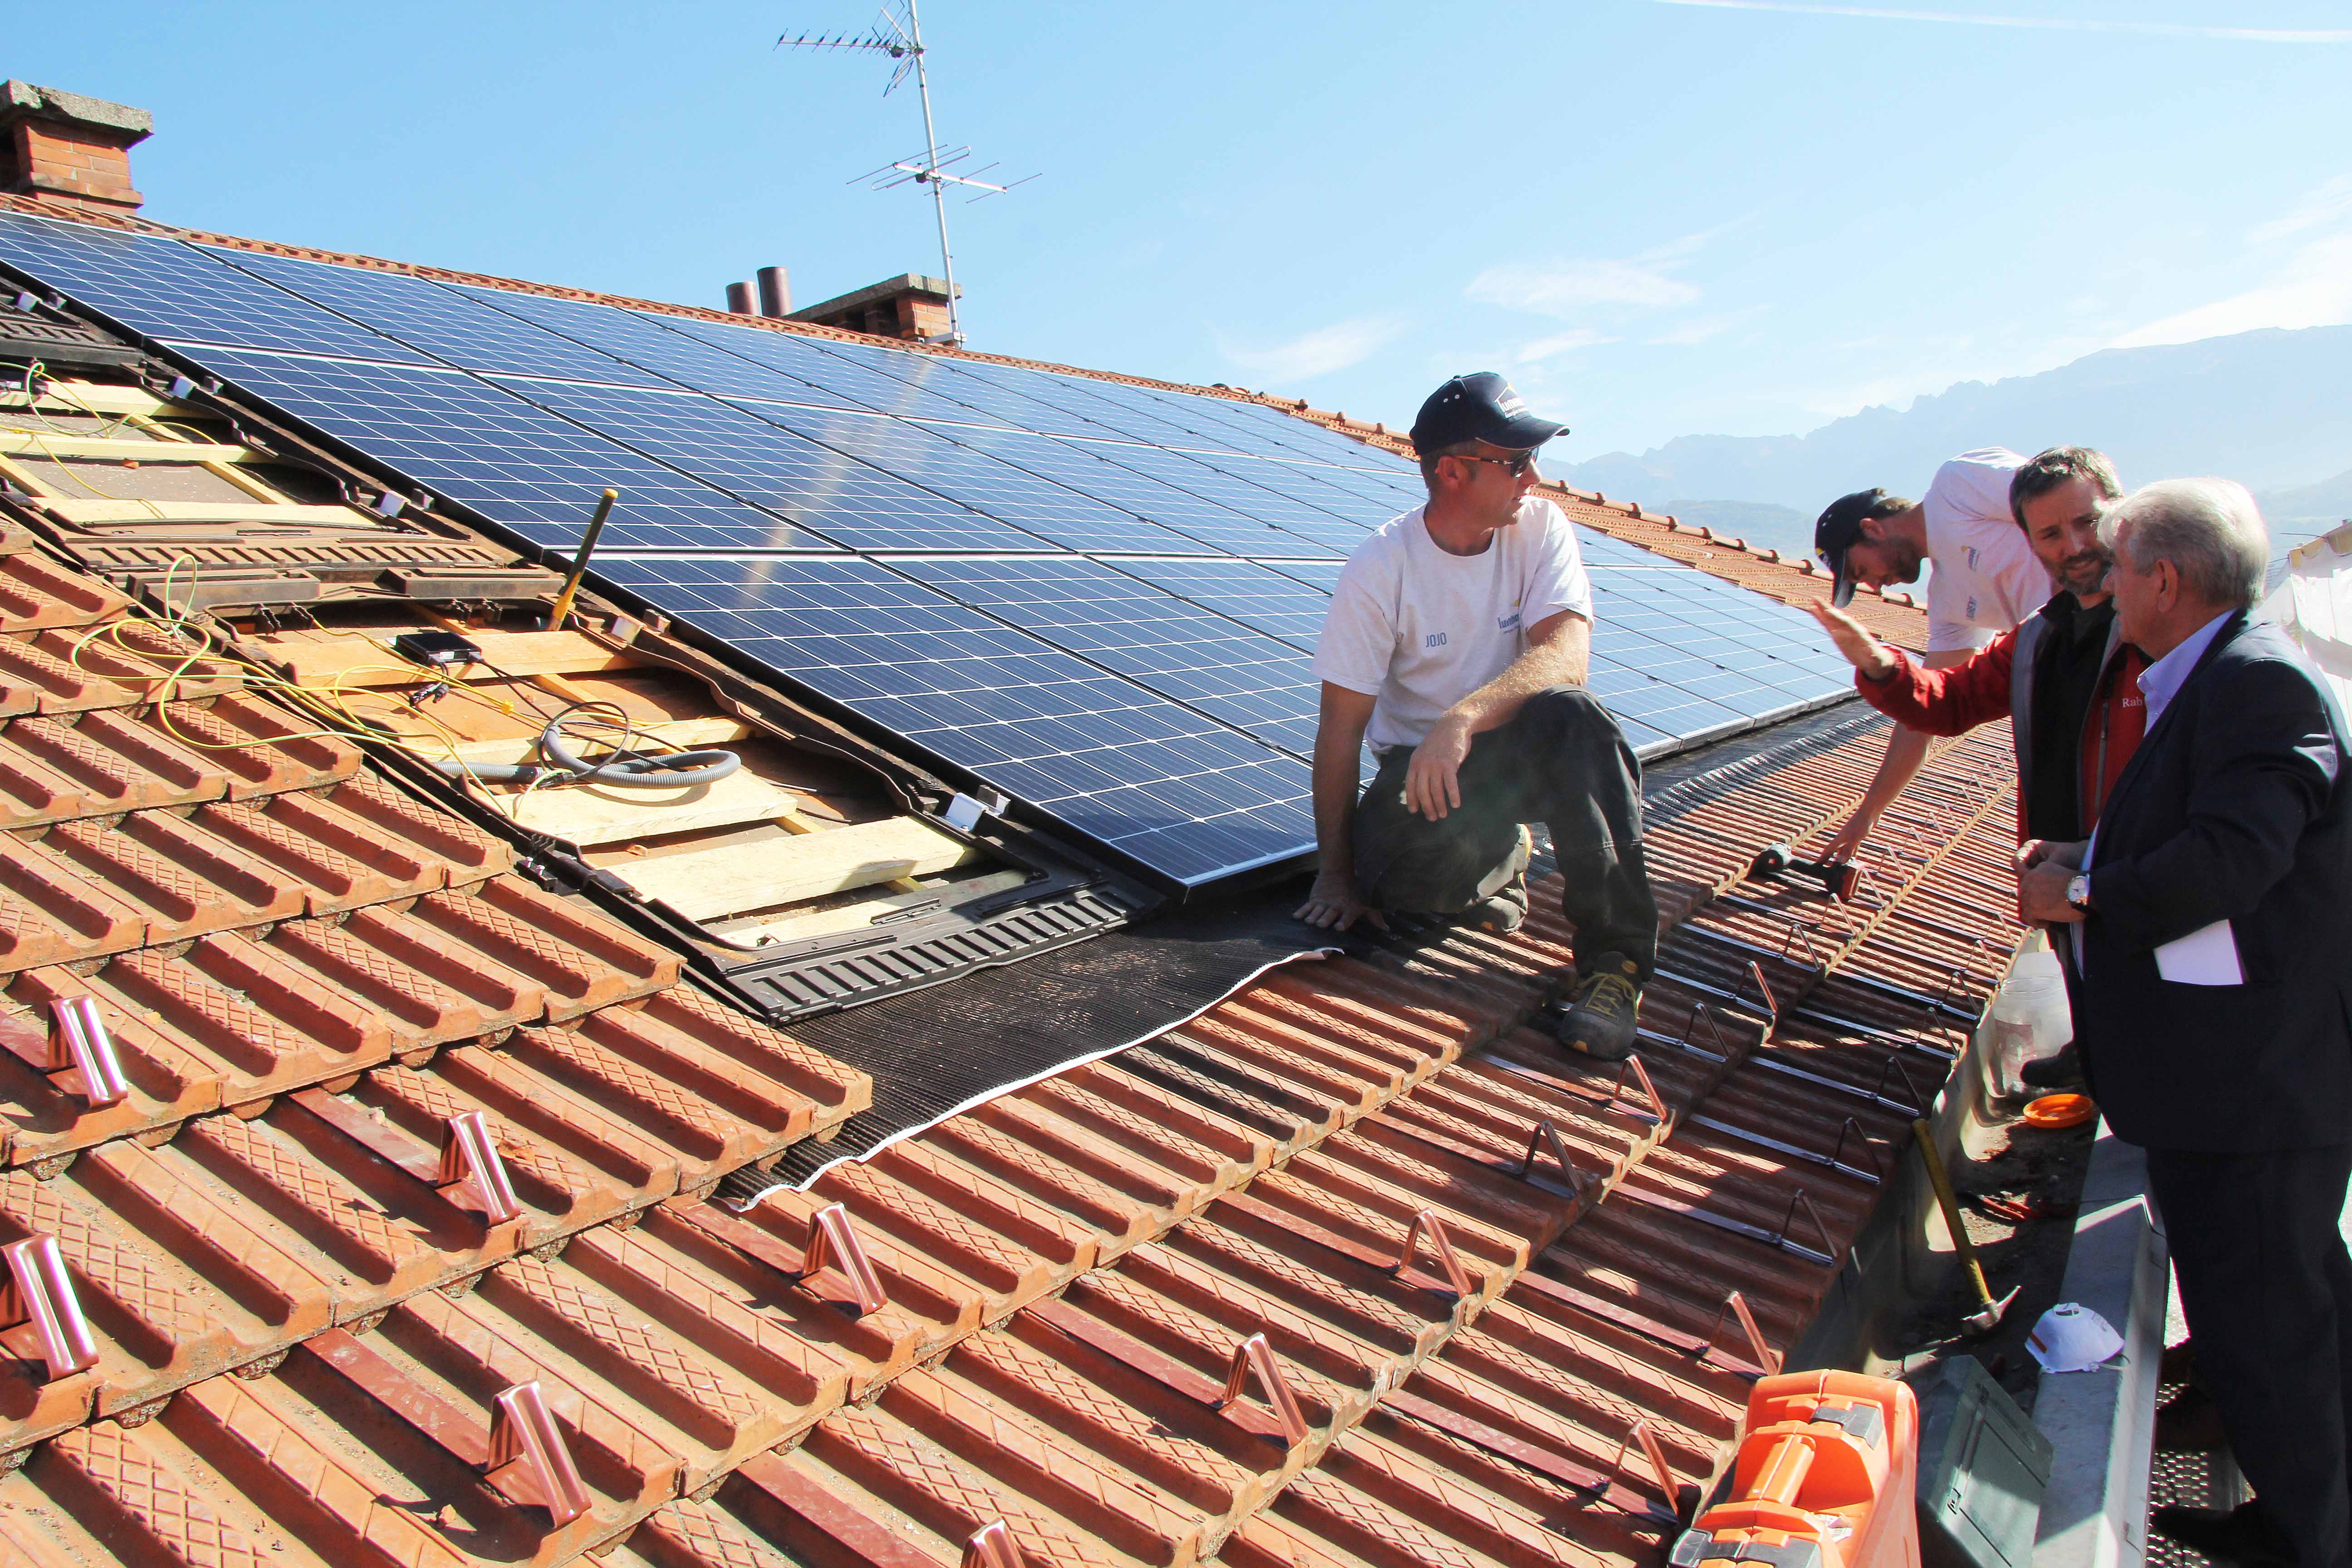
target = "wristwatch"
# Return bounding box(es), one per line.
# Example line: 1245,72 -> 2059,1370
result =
2065,874 -> 2092,912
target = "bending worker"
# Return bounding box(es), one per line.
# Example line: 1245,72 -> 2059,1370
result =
1813,449 -> 2048,864
1805,446 -> 2145,853
1294,372 -> 1657,1062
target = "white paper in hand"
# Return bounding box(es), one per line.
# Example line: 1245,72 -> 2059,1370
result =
2154,920 -> 2243,985
2027,1303 -> 2125,1373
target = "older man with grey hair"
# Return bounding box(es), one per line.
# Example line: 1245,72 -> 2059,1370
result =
2022,477 -> 2352,1568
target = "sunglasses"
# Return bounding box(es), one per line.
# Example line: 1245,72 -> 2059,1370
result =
1449,450 -> 1540,477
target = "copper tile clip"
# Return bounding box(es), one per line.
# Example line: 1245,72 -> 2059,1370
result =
1701,1289 -> 1781,1377
0,998 -> 130,1108
488,1380 -> 594,1528
1832,1117 -> 1884,1182
962,1520 -> 1022,1568
1394,1209 -> 1475,1299
1220,1333 -> 1308,1446
802,1202 -> 889,1315
1520,1118 -> 1590,1202
1612,1417 -> 1679,1509
0,1235 -> 100,1381
439,1110 -> 524,1225
1733,961 -> 1780,1028
1608,1054 -> 1665,1123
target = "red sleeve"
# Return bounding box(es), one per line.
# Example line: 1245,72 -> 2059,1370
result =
1852,627 -> 2018,736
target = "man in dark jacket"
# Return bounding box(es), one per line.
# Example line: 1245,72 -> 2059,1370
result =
2021,477 -> 2352,1568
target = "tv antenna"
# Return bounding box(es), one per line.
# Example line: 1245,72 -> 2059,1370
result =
778,2 -> 1036,345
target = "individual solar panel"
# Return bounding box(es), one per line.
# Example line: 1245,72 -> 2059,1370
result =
449,285 -> 866,407
1259,558 -> 1347,593
936,357 -> 1259,454
0,213 -> 432,364
211,249 -> 675,388
490,377 -> 1046,552
188,348 -> 829,552
1105,557 -> 1339,653
589,555 -> 1316,884
890,555 -> 1322,756
1054,439 -> 1380,551
941,425 -> 1345,559
727,399 -> 1215,554
1574,528 -> 1676,568
653,316 -> 1010,426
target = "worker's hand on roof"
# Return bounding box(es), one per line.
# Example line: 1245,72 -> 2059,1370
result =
1803,599 -> 1898,682
1294,871 -> 1387,931
1820,805 -> 1876,868
1404,715 -> 1473,821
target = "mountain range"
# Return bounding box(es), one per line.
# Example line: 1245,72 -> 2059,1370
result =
1554,325 -> 2352,559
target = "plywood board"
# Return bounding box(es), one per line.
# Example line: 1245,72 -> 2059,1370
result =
613,816 -> 980,921
430,716 -> 754,768
496,767 -> 812,846
38,499 -> 363,524
257,629 -> 640,688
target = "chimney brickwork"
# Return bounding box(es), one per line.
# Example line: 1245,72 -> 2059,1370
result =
787,274 -> 958,342
0,82 -> 152,215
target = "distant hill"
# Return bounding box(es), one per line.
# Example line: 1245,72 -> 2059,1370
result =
1558,326 -> 2352,517
2259,467 -> 2352,529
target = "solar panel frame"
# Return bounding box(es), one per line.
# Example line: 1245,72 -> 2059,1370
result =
0,214 -> 434,365
1102,556 -> 1339,653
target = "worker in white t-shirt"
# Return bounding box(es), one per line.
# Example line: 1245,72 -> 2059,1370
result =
1813,449 -> 2050,865
1297,372 -> 1658,1061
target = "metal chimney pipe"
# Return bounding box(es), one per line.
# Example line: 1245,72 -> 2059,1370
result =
756,266 -> 791,319
725,281 -> 756,314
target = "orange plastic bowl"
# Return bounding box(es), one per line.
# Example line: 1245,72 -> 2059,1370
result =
2024,1093 -> 2097,1129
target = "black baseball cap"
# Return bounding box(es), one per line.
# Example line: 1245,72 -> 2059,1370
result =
1814,487 -> 1888,608
1410,372 -> 1567,455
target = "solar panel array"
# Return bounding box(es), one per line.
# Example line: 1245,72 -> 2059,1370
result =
0,208 -> 1856,887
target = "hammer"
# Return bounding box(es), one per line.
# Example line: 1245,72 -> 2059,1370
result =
1751,841 -> 1864,903
1913,1118 -> 2020,1335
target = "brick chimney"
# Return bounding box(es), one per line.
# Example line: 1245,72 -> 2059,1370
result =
0,82 -> 152,216
788,274 -> 960,342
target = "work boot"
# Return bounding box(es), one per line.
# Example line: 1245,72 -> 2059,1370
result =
1462,873 -> 1529,935
2151,1502 -> 2291,1567
1558,954 -> 1642,1061
2020,1042 -> 2086,1091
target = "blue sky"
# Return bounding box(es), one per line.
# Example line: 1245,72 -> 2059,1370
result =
17,1 -> 2352,461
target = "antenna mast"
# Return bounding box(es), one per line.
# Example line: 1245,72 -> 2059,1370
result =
779,3 -> 1035,346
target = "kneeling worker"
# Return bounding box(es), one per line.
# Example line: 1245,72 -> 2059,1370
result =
1294,372 -> 1658,1060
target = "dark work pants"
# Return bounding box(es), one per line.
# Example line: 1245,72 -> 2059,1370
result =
1351,686 -> 1658,980
2146,1142 -> 2352,1568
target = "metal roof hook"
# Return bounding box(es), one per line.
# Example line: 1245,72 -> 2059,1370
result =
487,1380 -> 593,1527
0,1236 -> 100,1382
963,1521 -> 1022,1568
803,1202 -> 890,1315
1521,1118 -> 1590,1200
437,1110 -> 524,1225
1394,1208 -> 1475,1299
1220,1332 -> 1309,1446
1701,1289 -> 1782,1377
49,996 -> 128,1108
1612,1416 -> 1679,1508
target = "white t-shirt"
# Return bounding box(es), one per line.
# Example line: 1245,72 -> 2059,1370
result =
1313,496 -> 1593,754
1921,449 -> 2049,652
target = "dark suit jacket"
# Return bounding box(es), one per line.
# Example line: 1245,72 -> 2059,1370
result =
2073,613 -> 2352,1152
